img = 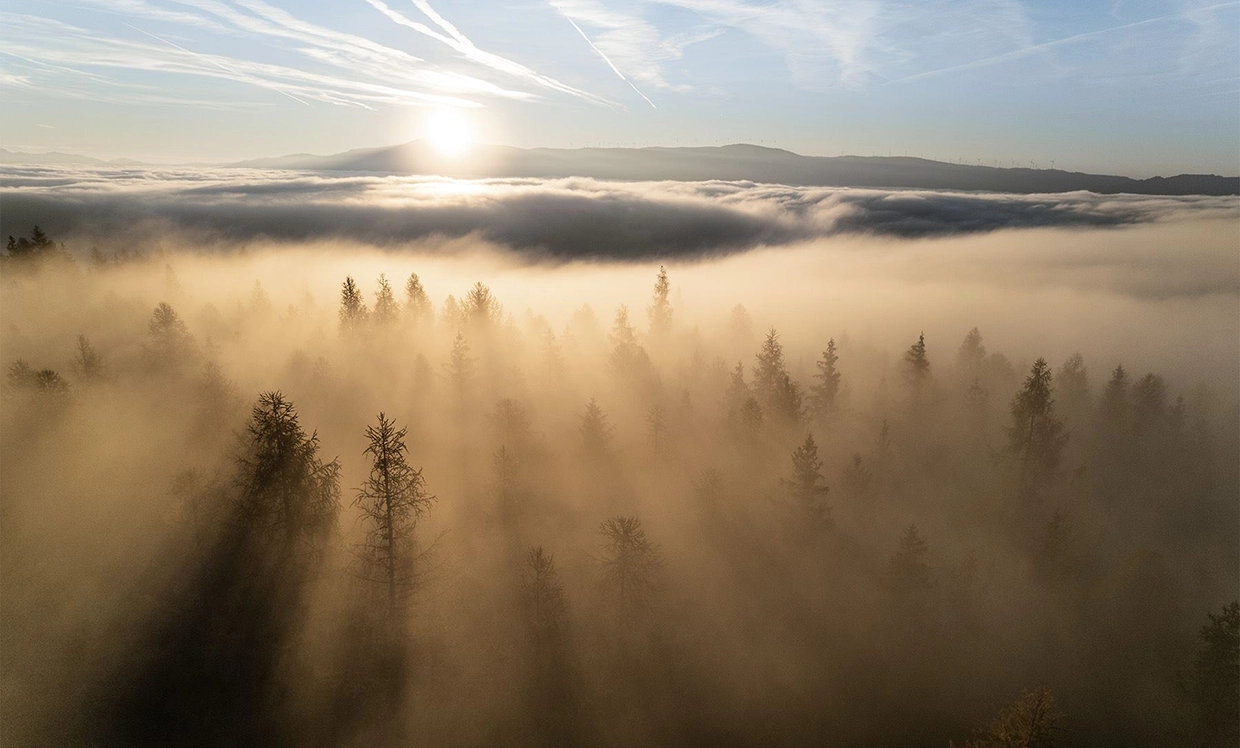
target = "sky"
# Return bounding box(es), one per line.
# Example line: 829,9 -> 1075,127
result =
1,0 -> 1237,176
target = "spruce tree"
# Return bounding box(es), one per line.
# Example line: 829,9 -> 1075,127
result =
404,272 -> 433,324
809,338 -> 841,419
339,276 -> 369,334
782,433 -> 832,535
236,392 -> 340,562
1006,358 -> 1068,501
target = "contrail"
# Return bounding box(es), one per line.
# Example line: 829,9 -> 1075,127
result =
124,22 -> 310,105
553,6 -> 656,109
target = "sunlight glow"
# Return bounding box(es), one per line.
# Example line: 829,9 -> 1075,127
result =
423,109 -> 474,157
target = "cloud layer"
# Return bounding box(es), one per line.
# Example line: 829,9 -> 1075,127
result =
2,164 -> 1236,260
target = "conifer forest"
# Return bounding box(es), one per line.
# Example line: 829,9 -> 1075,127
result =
1,230 -> 1236,748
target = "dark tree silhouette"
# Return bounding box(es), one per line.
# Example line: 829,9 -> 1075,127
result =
339,276 -> 369,334
782,433 -> 832,536
647,265 -> 672,336
960,687 -> 1064,748
1185,601 -> 1239,748
809,338 -> 841,420
4,226 -> 65,263
1006,358 -> 1069,501
71,334 -> 107,381
235,392 -> 340,561
598,516 -> 663,614
754,328 -> 801,424
354,412 -> 435,617
903,332 -> 931,404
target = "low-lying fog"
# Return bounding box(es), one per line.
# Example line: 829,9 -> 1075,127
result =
1,191 -> 1237,747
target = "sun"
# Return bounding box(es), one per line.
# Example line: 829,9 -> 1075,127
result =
423,109 -> 473,158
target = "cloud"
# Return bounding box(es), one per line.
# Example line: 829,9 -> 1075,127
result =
2,165 -> 1236,268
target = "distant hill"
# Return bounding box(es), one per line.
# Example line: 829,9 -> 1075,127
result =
0,149 -> 144,166
233,141 -> 1240,197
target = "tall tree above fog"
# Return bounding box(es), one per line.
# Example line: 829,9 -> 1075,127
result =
404,272 -> 433,325
647,265 -> 672,336
339,276 -> 369,335
463,281 -> 503,328
903,332 -> 931,405
236,392 -> 340,562
354,412 -> 435,618
1006,358 -> 1069,502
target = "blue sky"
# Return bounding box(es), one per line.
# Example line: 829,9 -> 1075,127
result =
1,0 -> 1236,175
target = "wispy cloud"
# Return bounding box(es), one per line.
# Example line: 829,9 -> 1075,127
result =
362,0 -> 614,106
551,3 -> 658,108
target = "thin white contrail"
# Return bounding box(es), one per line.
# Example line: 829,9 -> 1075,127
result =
553,6 -> 656,109
124,22 -> 310,104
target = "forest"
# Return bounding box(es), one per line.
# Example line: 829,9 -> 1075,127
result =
0,227 -> 1236,748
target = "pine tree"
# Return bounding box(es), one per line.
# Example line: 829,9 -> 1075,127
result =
903,332 -> 931,402
1006,358 -> 1069,500
809,338 -> 841,419
404,272 -> 433,324
782,433 -> 832,535
462,281 -> 503,327
647,265 -> 672,336
598,516 -> 663,614
754,328 -> 800,423
339,276 -> 369,334
372,273 -> 398,328
235,392 -> 340,562
353,412 -> 435,617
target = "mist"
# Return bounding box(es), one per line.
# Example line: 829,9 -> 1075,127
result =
1,215 -> 1237,747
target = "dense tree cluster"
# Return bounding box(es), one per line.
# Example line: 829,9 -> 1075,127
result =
1,231 -> 1236,748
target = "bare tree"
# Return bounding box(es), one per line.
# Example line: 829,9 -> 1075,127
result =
354,412 -> 435,617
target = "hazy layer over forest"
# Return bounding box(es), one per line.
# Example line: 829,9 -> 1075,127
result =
1,213 -> 1237,747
